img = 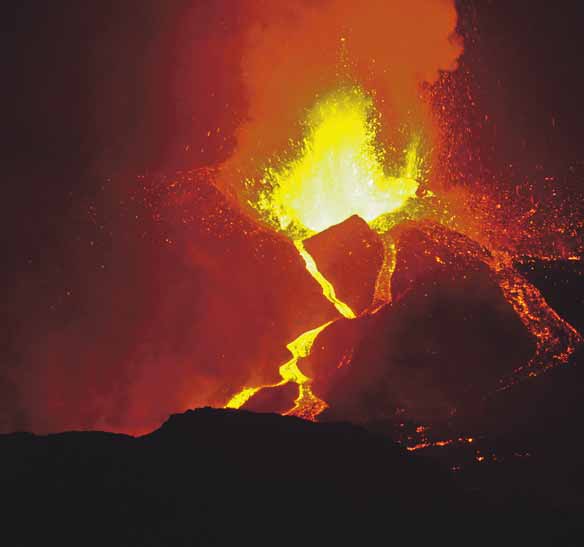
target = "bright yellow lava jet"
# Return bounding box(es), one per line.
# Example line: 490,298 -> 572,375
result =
252,86 -> 420,235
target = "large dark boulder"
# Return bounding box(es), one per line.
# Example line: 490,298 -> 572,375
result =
241,381 -> 298,414
311,221 -> 535,426
303,214 -> 384,315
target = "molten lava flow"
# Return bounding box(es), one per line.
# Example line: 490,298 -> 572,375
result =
251,87 -> 420,236
371,237 -> 397,311
224,387 -> 262,411
226,321 -> 333,420
294,241 -> 356,319
406,437 -> 475,452
278,322 -> 333,420
225,241 -> 356,420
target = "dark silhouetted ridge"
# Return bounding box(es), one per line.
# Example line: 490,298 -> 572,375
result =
0,407 -> 578,545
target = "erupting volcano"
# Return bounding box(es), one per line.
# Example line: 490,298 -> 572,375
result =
220,84 -> 582,445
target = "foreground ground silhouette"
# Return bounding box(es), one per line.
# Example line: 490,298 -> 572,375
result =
3,403 -> 584,546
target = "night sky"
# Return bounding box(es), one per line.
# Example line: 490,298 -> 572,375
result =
2,1 -> 584,433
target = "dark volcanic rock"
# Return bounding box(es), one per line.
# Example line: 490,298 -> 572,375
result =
311,221 -> 535,426
303,214 -> 384,314
2,408 -> 583,544
516,257 -> 584,333
1,408 -> 481,545
389,220 -> 493,301
241,381 -> 298,413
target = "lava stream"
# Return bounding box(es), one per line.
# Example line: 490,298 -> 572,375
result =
225,243 -> 356,420
294,240 -> 356,319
